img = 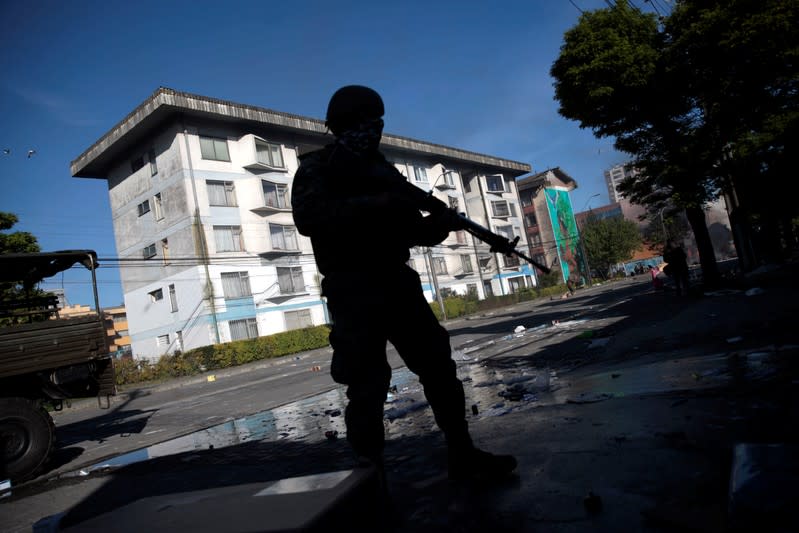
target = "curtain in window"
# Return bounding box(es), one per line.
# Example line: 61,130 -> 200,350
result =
230,319 -> 257,340
207,182 -> 228,206
285,309 -> 312,330
221,272 -> 250,298
214,226 -> 241,252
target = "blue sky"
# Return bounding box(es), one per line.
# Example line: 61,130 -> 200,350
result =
0,0 -> 651,308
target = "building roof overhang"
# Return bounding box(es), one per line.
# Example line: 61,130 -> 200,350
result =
516,166 -> 578,192
71,87 -> 531,179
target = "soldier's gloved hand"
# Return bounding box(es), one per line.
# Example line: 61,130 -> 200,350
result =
420,195 -> 449,215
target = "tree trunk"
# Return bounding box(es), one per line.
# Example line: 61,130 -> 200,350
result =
684,205 -> 720,288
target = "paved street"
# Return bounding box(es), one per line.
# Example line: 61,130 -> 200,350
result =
2,266 -> 798,532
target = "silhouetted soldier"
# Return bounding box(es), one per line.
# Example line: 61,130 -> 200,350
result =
291,85 -> 517,483
663,241 -> 690,296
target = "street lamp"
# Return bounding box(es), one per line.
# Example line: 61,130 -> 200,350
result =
582,193 -> 600,212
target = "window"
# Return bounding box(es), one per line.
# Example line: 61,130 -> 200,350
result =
256,140 -> 285,168
137,200 -> 151,217
214,225 -> 243,252
467,283 -> 478,297
148,148 -> 158,175
131,156 -> 144,173
504,255 -> 520,268
269,223 -> 298,250
277,266 -> 305,294
199,136 -> 230,161
206,180 -> 237,206
442,171 -> 457,187
157,334 -> 170,347
455,230 -> 467,245
448,196 -> 459,210
486,174 -> 504,192
143,243 -> 157,259
496,225 -> 514,240
433,256 -> 447,275
461,255 -> 474,274
413,166 -> 428,182
509,202 -> 518,217
530,233 -> 542,246
491,200 -> 510,217
520,191 -> 534,207
262,181 -> 290,209
169,284 -> 178,312
221,271 -> 251,299
525,213 -> 538,227
230,318 -> 259,340
149,288 -> 164,302
285,309 -> 313,330
161,238 -> 169,264
153,193 -> 164,220
534,254 -> 547,267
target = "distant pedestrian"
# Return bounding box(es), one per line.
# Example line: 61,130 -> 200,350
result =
663,242 -> 690,296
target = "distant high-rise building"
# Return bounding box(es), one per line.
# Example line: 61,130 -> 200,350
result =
603,163 -> 638,203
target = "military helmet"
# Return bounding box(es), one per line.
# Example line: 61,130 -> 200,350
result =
325,85 -> 384,131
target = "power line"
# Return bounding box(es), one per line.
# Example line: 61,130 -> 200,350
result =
567,0 -> 584,14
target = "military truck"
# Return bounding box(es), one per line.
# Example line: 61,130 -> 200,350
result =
0,250 -> 116,482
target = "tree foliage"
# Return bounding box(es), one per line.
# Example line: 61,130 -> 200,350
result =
581,216 -> 642,279
1,212 -> 43,316
0,212 -> 40,255
551,0 -> 798,279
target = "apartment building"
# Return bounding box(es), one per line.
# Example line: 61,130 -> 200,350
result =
71,88 -> 531,360
517,168 -> 587,284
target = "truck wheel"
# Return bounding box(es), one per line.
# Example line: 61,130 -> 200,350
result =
0,397 -> 55,482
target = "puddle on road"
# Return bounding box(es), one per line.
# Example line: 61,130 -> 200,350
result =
65,343 -> 788,479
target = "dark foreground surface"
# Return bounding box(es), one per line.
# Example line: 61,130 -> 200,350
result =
4,262 -> 799,532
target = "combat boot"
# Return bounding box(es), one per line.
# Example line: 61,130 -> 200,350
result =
448,447 -> 518,481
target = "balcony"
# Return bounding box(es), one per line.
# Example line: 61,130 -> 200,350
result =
252,181 -> 292,216
259,224 -> 302,259
240,134 -> 288,172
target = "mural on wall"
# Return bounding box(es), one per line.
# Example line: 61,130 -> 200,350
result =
544,188 -> 588,283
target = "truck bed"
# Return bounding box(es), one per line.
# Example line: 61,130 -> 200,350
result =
0,315 -> 108,379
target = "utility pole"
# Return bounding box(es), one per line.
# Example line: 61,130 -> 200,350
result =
183,120 -> 220,343
424,248 -> 446,320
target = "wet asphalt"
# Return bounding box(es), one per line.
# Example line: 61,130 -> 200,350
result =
2,263 -> 798,532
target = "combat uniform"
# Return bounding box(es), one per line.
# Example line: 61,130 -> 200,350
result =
291,143 -> 473,462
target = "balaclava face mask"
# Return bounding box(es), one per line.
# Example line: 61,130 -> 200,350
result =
335,117 -> 384,156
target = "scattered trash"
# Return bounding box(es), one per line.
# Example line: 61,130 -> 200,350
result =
499,384 -> 526,401
583,491 -> 603,514
324,430 -> 338,441
388,385 -> 398,394
482,405 -> 512,417
471,404 -> 479,415
727,336 -> 744,344
745,287 -> 764,296
207,375 -> 216,383
551,319 -> 559,325
452,349 -> 471,361
514,325 -> 526,333
324,409 -> 341,417
311,365 -> 322,372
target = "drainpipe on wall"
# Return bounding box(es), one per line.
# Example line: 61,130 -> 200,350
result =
182,117 -> 220,344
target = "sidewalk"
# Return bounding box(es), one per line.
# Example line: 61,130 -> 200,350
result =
8,262 -> 799,532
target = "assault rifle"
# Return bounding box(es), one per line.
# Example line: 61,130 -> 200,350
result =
393,176 -> 551,275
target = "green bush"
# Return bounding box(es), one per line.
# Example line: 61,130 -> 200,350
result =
116,325 -> 331,387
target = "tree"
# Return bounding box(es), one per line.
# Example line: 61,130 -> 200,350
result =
551,1 -> 722,286
0,212 -> 40,254
1,212 -> 43,315
580,215 -> 642,279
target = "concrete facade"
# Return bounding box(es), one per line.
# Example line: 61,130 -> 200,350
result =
72,88 -> 531,361
517,168 -> 579,283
